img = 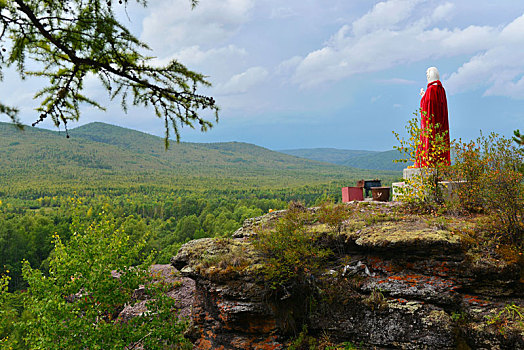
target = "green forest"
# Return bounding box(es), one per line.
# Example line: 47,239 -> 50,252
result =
0,122 -> 402,348
0,122 -> 400,291
279,148 -> 406,171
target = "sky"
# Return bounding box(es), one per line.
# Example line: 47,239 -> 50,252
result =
2,0 -> 524,151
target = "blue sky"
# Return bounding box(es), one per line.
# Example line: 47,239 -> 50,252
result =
2,0 -> 524,151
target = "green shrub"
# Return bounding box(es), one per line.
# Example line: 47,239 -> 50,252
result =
447,133 -> 524,245
394,113 -> 523,246
485,304 -> 524,335
316,199 -> 351,235
253,202 -> 332,292
288,325 -> 318,350
392,111 -> 450,207
0,274 -> 14,349
288,325 -> 359,350
445,138 -> 485,213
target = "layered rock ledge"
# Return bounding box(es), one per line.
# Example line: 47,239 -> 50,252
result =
171,202 -> 524,349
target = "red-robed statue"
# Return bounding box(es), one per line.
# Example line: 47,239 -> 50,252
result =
415,67 -> 450,168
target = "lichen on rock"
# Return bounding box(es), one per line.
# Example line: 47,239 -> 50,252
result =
171,202 -> 524,349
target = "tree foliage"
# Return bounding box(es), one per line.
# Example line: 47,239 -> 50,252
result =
4,203 -> 190,349
0,0 -> 217,143
513,129 -> 524,147
448,133 -> 524,245
392,110 -> 450,206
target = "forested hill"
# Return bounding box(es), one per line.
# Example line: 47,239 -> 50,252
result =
0,122 -> 400,195
279,148 -> 405,171
67,122 -> 335,170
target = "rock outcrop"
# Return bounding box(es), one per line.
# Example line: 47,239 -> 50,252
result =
119,264 -> 195,321
172,202 -> 524,349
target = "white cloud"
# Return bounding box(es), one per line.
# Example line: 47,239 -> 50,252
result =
216,66 -> 269,95
151,45 -> 247,67
276,56 -> 302,74
141,0 -> 255,57
485,76 -> 524,99
352,0 -> 422,37
500,12 -> 524,43
447,14 -> 524,98
293,23 -> 430,87
286,0 -> 524,99
440,25 -> 498,53
431,2 -> 455,22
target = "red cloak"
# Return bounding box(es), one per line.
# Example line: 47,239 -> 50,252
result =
416,80 -> 450,168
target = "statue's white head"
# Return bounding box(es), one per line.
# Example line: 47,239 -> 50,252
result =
426,67 -> 439,83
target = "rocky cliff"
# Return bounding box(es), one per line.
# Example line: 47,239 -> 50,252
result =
171,202 -> 523,349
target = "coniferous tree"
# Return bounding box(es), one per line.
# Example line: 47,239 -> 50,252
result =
513,129 -> 524,146
0,0 -> 218,144
513,130 -> 524,174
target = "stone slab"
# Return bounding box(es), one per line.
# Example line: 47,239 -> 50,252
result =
392,180 -> 467,202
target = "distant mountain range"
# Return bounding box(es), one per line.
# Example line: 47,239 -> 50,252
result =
0,122 -> 401,193
279,148 -> 405,171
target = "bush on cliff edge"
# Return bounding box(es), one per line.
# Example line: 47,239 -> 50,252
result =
253,201 -> 332,294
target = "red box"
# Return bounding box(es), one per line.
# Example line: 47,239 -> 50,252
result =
342,187 -> 364,202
